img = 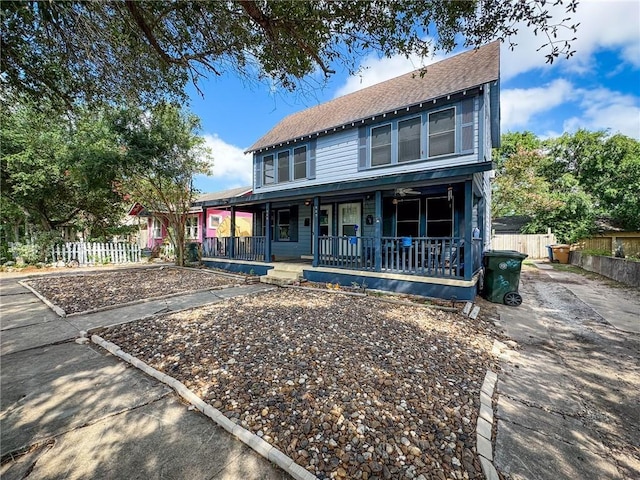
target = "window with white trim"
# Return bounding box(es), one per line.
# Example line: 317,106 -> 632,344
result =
185,216 -> 199,239
208,214 -> 221,229
152,218 -> 162,238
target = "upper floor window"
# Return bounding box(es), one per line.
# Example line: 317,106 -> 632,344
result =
398,116 -> 422,163
263,154 -> 275,185
258,143 -> 313,187
360,98 -> 475,170
428,107 -> 455,157
293,146 -> 307,180
278,151 -> 290,183
371,124 -> 392,166
185,216 -> 199,239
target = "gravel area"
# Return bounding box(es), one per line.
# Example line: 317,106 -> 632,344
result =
101,288 -> 500,479
25,267 -> 240,314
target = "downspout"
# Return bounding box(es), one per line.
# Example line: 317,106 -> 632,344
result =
265,202 -> 272,263
464,180 -> 473,281
312,197 -> 320,267
374,191 -> 382,272
230,206 -> 236,259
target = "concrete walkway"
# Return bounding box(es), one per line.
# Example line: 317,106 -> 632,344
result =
493,264 -> 639,480
0,275 -> 289,480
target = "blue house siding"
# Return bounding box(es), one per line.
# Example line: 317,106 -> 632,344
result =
254,95 -> 484,195
271,203 -> 313,258
362,198 -> 376,238
316,129 -> 360,182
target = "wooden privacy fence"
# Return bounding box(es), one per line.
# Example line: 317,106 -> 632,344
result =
491,232 -> 556,259
50,242 -> 141,265
576,233 -> 640,257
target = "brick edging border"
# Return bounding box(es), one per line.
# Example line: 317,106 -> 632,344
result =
18,280 -> 67,317
477,369 -> 500,480
19,280 -> 244,318
90,334 -> 317,480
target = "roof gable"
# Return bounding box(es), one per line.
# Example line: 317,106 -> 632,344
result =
249,41 -> 500,152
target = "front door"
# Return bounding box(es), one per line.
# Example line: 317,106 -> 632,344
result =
338,202 -> 361,256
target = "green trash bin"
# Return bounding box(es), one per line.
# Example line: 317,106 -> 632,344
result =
186,242 -> 200,263
482,250 -> 528,306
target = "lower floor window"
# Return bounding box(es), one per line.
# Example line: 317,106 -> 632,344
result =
278,210 -> 290,241
152,218 -> 163,238
426,196 -> 453,237
185,216 -> 199,239
396,198 -> 420,237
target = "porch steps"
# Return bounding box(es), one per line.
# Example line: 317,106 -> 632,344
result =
260,264 -> 305,286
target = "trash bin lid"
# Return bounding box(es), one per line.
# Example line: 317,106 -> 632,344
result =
483,250 -> 528,259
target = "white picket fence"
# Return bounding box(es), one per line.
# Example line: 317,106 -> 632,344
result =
50,242 -> 141,265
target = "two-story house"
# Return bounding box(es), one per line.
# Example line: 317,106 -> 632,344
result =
197,41 -> 499,301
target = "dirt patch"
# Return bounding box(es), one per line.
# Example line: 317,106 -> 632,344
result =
25,267 -> 241,314
101,288 -> 501,479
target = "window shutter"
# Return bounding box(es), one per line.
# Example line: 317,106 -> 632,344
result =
308,139 -> 316,179
461,98 -> 474,152
254,155 -> 262,188
358,126 -> 367,170
289,206 -> 299,242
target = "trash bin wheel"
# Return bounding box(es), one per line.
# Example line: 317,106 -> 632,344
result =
504,291 -> 523,306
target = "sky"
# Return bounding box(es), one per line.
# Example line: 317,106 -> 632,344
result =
189,0 -> 640,193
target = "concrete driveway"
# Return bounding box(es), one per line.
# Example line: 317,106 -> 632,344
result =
493,264 -> 639,480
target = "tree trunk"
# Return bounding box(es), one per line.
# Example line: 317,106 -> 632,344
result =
174,227 -> 186,267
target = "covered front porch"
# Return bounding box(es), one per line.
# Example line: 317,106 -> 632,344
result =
196,167 -> 489,299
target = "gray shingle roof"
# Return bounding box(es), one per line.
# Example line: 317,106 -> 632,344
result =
248,41 -> 500,153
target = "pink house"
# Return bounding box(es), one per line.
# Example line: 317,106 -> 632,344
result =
128,186 -> 253,249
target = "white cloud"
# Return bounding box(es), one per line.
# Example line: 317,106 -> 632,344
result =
501,79 -> 575,130
501,0 -> 640,80
501,80 -> 640,139
563,87 -> 640,138
202,134 -> 253,186
333,49 -> 448,97
333,1 -> 638,95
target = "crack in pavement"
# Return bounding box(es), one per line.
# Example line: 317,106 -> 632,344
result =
2,391 -> 173,462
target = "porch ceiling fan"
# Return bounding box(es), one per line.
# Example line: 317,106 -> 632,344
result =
394,187 -> 421,197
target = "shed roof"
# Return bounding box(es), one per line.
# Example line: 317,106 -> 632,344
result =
195,186 -> 252,203
248,41 -> 500,153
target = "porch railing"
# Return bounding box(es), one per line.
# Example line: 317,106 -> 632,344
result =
203,234 -> 482,279
234,236 -> 266,261
318,236 -> 376,271
318,236 -> 466,278
203,236 -> 265,262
